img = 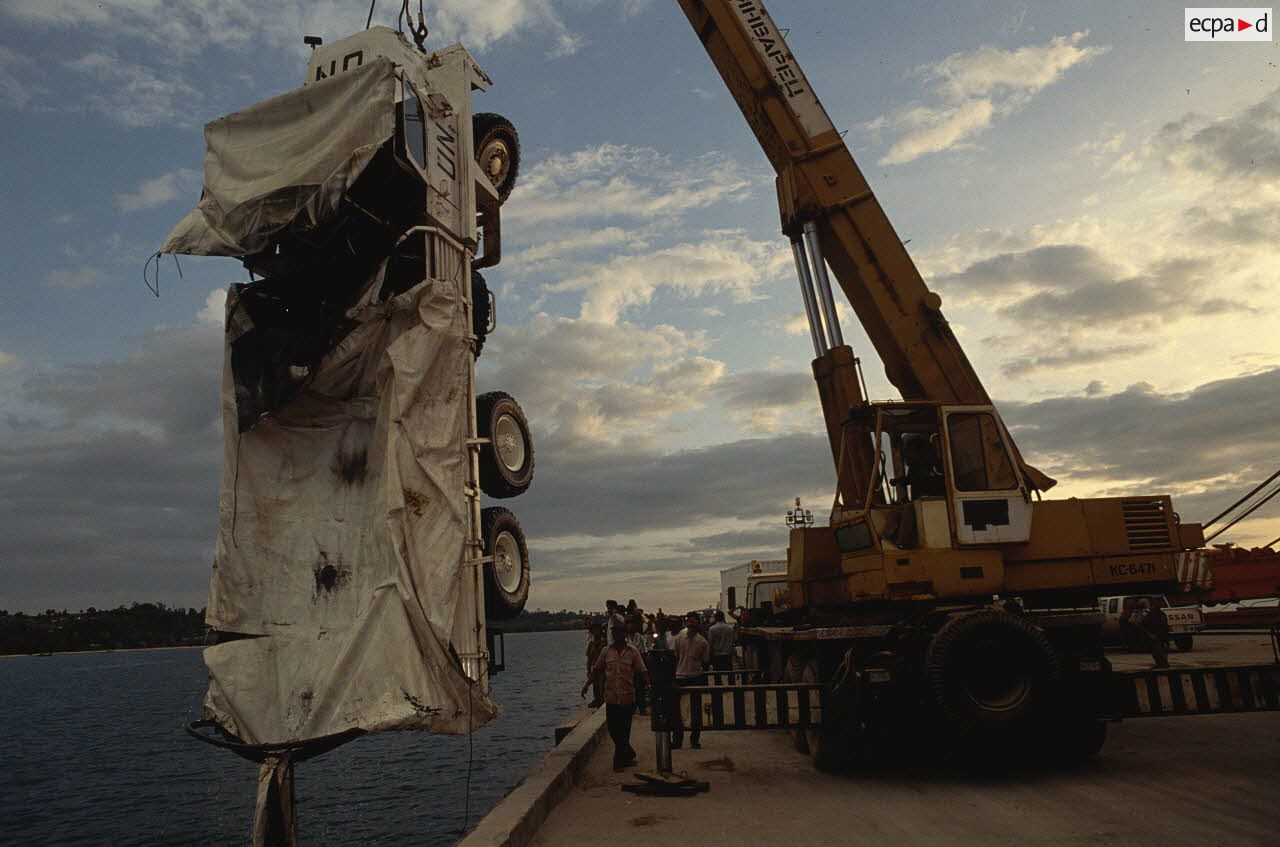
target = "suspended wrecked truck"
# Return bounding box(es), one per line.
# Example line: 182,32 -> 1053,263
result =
158,23 -> 534,811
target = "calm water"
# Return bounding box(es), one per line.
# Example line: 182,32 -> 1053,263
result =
0,629 -> 585,845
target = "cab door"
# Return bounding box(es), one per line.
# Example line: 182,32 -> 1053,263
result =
941,407 -> 1032,545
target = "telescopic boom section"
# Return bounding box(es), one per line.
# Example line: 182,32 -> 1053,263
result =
677,0 -> 1054,491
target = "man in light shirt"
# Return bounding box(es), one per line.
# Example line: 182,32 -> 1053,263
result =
582,622 -> 649,770
671,613 -> 710,749
707,609 -> 735,673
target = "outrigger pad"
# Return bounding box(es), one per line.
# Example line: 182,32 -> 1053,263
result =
621,771 -> 710,797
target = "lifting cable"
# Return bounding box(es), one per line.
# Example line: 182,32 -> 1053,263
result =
1203,467 -> 1280,528
1203,478 -> 1280,544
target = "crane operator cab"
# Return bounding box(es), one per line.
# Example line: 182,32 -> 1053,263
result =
812,400 -> 1033,603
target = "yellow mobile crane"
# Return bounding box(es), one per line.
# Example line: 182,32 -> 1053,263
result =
673,0 -> 1211,763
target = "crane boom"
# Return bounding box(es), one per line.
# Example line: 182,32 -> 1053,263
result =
677,0 -> 1053,491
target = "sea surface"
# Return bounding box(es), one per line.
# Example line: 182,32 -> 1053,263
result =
0,629 -> 586,846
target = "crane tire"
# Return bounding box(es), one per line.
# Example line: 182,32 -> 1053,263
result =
481,506 -> 530,620
925,610 -> 1061,741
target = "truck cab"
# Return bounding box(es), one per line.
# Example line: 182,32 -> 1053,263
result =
737,571 -> 789,625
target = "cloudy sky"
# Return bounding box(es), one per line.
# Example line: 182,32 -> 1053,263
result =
1,0 -> 1278,615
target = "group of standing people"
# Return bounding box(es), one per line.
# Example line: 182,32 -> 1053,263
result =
580,601 -> 737,770
1122,596 -> 1171,668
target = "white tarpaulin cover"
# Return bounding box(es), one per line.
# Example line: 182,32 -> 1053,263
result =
160,57 -> 397,257
202,263 -> 497,744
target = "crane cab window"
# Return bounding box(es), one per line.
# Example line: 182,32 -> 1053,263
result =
947,412 -> 1016,491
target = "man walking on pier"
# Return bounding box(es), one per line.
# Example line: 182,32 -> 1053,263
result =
582,622 -> 649,771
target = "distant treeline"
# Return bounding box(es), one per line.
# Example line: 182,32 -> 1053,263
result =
491,609 -> 587,633
0,604 -> 206,655
0,604 -> 588,654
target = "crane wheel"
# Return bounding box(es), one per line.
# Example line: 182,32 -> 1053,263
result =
481,506 -> 530,620
471,271 -> 491,358
925,610 -> 1061,741
477,391 -> 534,498
783,656 -> 809,754
473,113 -> 520,203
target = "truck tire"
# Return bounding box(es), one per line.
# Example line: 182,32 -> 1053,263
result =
481,506 -> 530,620
471,271 -> 490,358
1174,634 -> 1194,652
477,391 -> 534,498
784,656 -> 809,754
925,610 -> 1061,741
473,113 -> 520,202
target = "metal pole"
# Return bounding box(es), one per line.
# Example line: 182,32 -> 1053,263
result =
790,237 -> 828,356
648,649 -> 677,774
803,221 -> 844,348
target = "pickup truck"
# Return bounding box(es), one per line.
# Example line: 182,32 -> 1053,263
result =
1100,594 -> 1203,652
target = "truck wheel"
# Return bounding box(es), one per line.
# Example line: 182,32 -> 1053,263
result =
481,507 -> 530,620
925,610 -> 1061,741
784,656 -> 809,754
471,271 -> 491,358
473,113 -> 520,202
1174,635 -> 1194,652
477,391 -> 534,498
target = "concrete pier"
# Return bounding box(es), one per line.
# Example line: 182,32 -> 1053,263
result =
471,634 -> 1280,847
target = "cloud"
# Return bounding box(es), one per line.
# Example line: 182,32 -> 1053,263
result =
67,52 -> 200,128
933,243 -> 1119,294
504,144 -> 759,228
514,432 -> 834,541
1159,88 -> 1280,180
712,370 -> 816,434
0,45 -> 35,107
1001,341 -> 1155,378
0,351 -> 19,372
23,324 -> 222,437
0,317 -> 223,611
115,168 -> 202,211
197,289 -> 228,326
548,231 -> 789,322
505,226 -> 643,272
620,0 -> 653,18
870,32 -> 1108,164
2,0 -> 581,59
875,100 -> 995,165
1005,369 -> 1280,510
1183,204 -> 1280,247
42,265 -> 103,290
478,313 -> 719,450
